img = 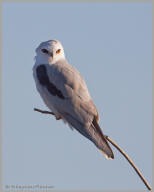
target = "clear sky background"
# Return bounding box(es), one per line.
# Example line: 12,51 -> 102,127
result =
2,2 -> 152,191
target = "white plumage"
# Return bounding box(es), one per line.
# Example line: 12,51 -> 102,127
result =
33,39 -> 114,159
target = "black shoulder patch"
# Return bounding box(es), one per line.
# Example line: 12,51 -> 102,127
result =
36,65 -> 65,99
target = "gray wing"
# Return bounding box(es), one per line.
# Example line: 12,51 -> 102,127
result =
46,60 -> 100,126
62,113 -> 114,159
37,60 -> 114,159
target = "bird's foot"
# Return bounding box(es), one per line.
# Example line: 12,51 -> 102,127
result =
55,116 -> 62,120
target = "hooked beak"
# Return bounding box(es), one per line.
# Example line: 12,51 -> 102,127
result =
50,52 -> 53,57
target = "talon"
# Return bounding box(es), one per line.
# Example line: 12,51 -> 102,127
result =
56,116 -> 62,120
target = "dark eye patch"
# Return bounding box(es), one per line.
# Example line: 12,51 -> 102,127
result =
41,49 -> 49,54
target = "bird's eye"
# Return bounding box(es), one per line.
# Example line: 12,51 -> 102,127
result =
56,49 -> 61,54
41,49 -> 48,54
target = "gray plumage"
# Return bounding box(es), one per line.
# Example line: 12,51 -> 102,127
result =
33,40 -> 114,159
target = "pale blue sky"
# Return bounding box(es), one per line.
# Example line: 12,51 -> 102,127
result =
2,2 -> 152,190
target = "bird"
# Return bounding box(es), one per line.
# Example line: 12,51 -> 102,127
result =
33,39 -> 114,159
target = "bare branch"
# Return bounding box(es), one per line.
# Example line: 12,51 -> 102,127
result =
34,108 -> 55,115
105,136 -> 151,191
33,107 -> 152,191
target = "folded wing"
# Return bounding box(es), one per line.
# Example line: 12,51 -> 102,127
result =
37,60 -> 114,159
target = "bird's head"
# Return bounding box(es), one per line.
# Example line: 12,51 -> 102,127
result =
35,40 -> 65,64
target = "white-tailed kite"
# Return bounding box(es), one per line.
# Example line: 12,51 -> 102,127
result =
33,40 -> 114,159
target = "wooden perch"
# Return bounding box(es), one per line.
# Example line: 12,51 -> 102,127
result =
34,107 -> 152,191
34,108 -> 55,115
105,136 -> 151,191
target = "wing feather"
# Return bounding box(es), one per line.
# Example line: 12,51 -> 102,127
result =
45,60 -> 99,124
34,60 -> 113,159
